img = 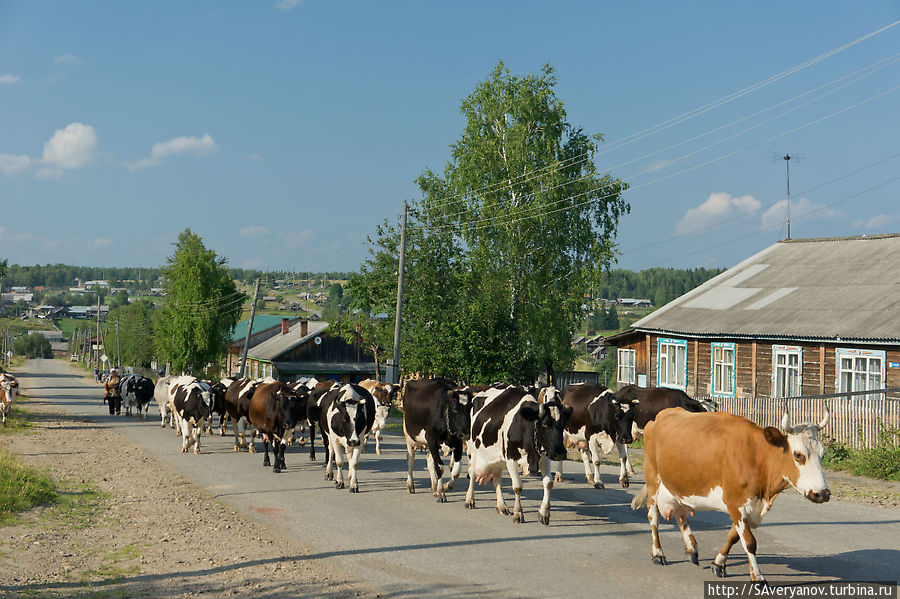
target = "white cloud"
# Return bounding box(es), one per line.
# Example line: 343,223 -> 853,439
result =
760,197 -> 842,230
41,122 -> 98,170
280,229 -> 315,249
248,153 -> 261,161
127,133 -> 218,171
90,238 -> 112,248
54,54 -> 82,66
275,0 -> 302,11
240,257 -> 264,268
0,154 -> 31,175
853,214 -> 894,229
0,74 -> 22,85
239,226 -> 268,238
676,192 -> 761,235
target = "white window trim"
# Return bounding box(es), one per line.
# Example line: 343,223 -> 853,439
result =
835,347 -> 885,394
657,337 -> 687,390
772,344 -> 802,398
711,342 -> 736,398
617,348 -> 636,385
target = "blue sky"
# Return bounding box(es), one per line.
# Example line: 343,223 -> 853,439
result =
1,2 -> 898,274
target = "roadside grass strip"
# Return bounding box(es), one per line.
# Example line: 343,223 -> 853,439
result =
0,448 -> 56,525
824,427 -> 900,481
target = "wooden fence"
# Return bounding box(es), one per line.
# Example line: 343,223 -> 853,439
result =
697,387 -> 900,449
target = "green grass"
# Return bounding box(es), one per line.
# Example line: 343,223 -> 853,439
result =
824,427 -> 900,481
0,448 -> 57,524
0,402 -> 33,434
53,317 -> 87,340
44,481 -> 110,530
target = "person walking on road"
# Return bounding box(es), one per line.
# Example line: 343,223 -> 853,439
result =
104,370 -> 122,415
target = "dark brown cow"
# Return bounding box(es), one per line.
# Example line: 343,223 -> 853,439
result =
248,381 -> 307,473
632,406 -> 831,581
556,382 -> 637,489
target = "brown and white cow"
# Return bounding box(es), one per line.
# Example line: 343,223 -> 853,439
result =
358,379 -> 398,455
1,373 -> 20,426
632,405 -> 831,581
248,381 -> 307,473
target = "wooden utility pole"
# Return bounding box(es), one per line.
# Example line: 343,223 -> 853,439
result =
115,318 -> 120,368
96,295 -> 102,371
391,202 -> 408,383
238,278 -> 261,378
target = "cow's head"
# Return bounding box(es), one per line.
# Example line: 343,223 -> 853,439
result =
591,391 -> 637,445
1,376 -> 19,403
520,397 -> 572,461
613,384 -> 640,404
765,404 -> 831,503
443,387 -> 474,440
334,385 -> 366,446
537,385 -> 561,404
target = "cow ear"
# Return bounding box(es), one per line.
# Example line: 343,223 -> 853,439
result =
519,400 -> 540,421
763,426 -> 787,448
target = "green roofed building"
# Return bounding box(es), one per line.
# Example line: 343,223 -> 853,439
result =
225,315 -> 302,375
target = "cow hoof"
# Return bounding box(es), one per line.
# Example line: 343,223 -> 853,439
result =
445,480 -> 456,491
407,484 -> 415,494
620,478 -> 630,489
309,456 -> 316,462
465,501 -> 475,510
688,552 -> 699,566
335,481 -> 345,489
349,485 -> 359,493
554,473 -> 563,483
513,513 -> 524,524
540,514 -> 550,526
233,446 -> 240,452
376,449 -> 381,455
593,482 -> 604,490
273,466 -> 281,474
248,446 -> 256,454
194,449 -> 201,455
436,494 -> 447,503
712,564 -> 726,578
497,507 -> 510,516
627,468 -> 637,476
652,556 -> 669,566
325,473 -> 334,481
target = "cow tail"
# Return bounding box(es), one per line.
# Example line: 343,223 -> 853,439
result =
631,485 -> 648,510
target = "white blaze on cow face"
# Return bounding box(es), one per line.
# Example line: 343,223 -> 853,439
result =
784,424 -> 830,502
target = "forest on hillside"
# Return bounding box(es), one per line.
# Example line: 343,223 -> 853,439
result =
596,267 -> 724,307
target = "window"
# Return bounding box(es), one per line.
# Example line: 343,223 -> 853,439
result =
711,342 -> 736,397
773,345 -> 802,398
618,349 -> 636,385
837,348 -> 884,400
657,338 -> 687,389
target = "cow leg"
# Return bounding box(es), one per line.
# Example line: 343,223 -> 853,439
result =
626,423 -> 640,475
616,442 -> 630,488
554,459 -> 564,483
712,525 -> 740,578
445,443 -> 463,491
506,459 -> 525,523
193,419 -> 203,454
405,438 -> 416,494
332,440 -> 346,489
537,456 -> 553,525
272,438 -> 282,474
324,435 -> 335,481
675,511 -> 699,565
248,427 -> 257,454
179,418 -> 193,452
307,422 -> 317,461
647,497 -> 668,565
347,446 -> 361,493
734,516 -> 764,582
464,458 -> 476,509
374,428 -> 382,455
587,437 -> 605,489
279,438 -> 287,470
262,437 -> 271,467
581,446 -> 596,487
233,418 -> 243,451
494,472 -> 509,516
425,449 -> 443,501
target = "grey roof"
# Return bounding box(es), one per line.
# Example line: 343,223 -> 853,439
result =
248,320 -> 329,361
630,234 -> 900,344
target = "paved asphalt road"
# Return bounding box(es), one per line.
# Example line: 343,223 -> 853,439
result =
16,359 -> 900,597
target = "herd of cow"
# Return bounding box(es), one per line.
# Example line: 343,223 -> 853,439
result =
101,371 -> 833,582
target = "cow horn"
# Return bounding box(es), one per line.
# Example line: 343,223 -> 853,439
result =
818,401 -> 830,430
780,403 -> 790,432
538,403 -> 545,419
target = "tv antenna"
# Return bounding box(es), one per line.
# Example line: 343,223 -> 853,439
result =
784,153 -> 792,240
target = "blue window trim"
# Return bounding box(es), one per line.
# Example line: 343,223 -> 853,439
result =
657,337 -> 687,390
710,342 -> 736,398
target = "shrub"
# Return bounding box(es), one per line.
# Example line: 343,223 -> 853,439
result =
0,449 -> 56,523
852,427 -> 900,481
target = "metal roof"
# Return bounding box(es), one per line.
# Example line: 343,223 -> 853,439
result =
230,315 -> 289,343
630,234 -> 900,344
248,320 -> 329,361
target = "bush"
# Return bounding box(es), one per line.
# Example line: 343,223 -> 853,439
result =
823,427 -> 900,481
0,449 -> 56,523
13,332 -> 52,359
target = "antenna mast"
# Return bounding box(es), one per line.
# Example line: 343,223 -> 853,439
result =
784,153 -> 792,240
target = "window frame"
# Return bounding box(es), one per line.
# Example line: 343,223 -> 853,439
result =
710,342 -> 736,398
657,337 -> 687,390
617,348 -> 636,385
772,344 -> 802,398
836,347 -> 885,398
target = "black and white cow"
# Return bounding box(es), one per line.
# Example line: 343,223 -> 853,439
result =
305,380 -> 340,461
1,373 -> 20,427
159,375 -> 213,454
555,382 -> 637,489
402,378 -> 474,502
222,377 -> 263,452
465,386 -> 572,524
119,374 -> 155,419
317,383 -> 375,492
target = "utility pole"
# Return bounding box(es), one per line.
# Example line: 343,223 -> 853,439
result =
96,295 -> 102,371
784,153 -> 792,240
116,318 -> 120,368
238,278 -> 261,378
391,202 -> 408,384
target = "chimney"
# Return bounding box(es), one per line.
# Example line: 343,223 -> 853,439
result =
281,318 -> 290,335
300,320 -> 309,337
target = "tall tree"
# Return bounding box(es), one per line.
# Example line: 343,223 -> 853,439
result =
351,62 -> 628,383
109,298 -> 157,368
154,229 -> 245,374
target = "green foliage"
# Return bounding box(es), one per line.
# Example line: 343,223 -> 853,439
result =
14,332 -> 52,358
351,62 -> 628,383
595,352 -> 616,387
154,229 -> 245,374
597,267 -> 725,306
322,283 -> 347,321
108,299 -> 157,368
0,449 -> 56,524
824,428 -> 900,481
